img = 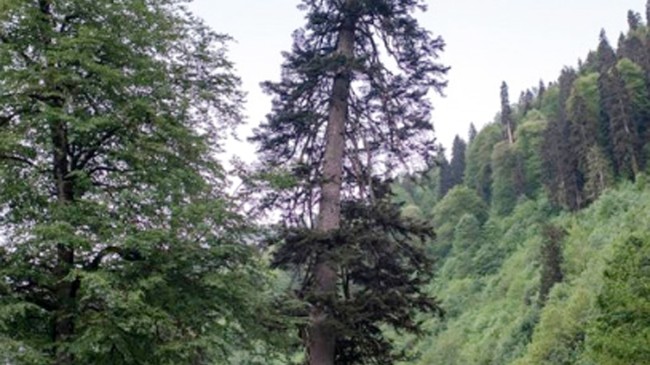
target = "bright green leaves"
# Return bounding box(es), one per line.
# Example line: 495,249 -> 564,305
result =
0,0 -> 276,363
587,235 -> 650,364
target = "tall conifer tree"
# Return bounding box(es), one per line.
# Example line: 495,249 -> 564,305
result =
450,135 -> 467,187
251,1 -> 448,364
500,81 -> 515,143
607,67 -> 640,178
468,123 -> 478,144
542,68 -> 583,210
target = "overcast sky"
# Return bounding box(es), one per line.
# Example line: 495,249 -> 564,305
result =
188,0 -> 646,160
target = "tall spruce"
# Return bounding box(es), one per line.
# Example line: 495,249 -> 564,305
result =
0,0 -> 278,363
628,10 -> 642,31
438,150 -> 454,198
468,123 -> 478,144
450,135 -> 467,187
542,68 -> 583,210
537,79 -> 546,108
597,30 -> 618,73
607,67 -> 640,178
596,30 -> 617,162
500,81 -> 515,143
250,0 -> 448,364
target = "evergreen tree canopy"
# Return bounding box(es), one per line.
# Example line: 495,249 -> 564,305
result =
250,0 -> 448,364
449,135 -> 467,188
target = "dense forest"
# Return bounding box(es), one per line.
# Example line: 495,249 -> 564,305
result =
0,0 -> 649,365
393,5 -> 650,365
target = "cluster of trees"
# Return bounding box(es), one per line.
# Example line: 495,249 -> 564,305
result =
392,2 -> 650,365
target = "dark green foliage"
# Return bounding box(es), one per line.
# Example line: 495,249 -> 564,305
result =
597,30 -> 617,73
468,123 -> 478,144
606,67 -> 640,178
541,68 -> 584,211
538,225 -> 565,305
249,0 -> 448,363
536,80 -> 546,109
627,9 -> 642,31
449,135 -> 467,188
501,81 -> 515,143
438,151 -> 454,198
271,199 -> 441,365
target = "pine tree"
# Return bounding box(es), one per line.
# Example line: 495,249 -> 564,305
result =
596,31 -> 617,164
0,1 -> 278,363
501,81 -> 515,143
628,10 -> 642,31
607,67 -> 640,178
519,89 -> 535,117
469,123 -> 478,144
542,68 -> 583,210
538,225 -> 565,305
450,135 -> 467,187
569,93 -> 599,178
535,80 -> 546,109
250,0 -> 448,363
438,151 -> 454,197
597,30 -> 617,73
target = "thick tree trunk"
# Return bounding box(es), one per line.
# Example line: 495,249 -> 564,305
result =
51,118 -> 76,365
36,2 -> 78,363
310,1 -> 356,364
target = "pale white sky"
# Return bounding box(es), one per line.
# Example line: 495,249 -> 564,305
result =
189,0 -> 646,159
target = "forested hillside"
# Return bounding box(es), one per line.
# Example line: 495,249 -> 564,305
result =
1,0 -> 649,364
394,6 -> 650,364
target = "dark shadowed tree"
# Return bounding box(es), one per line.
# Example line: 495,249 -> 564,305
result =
597,30 -> 617,73
468,123 -> 478,144
249,0 -> 448,364
538,225 -> 565,305
438,149 -> 453,198
606,67 -> 640,178
501,81 -> 515,144
450,135 -> 467,188
541,68 -> 583,210
627,10 -> 642,31
537,80 -> 547,108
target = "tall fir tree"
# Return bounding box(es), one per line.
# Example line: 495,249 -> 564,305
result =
596,30 -> 617,162
628,10 -> 642,31
450,135 -> 467,188
0,0 -> 281,363
438,150 -> 454,198
500,81 -> 515,143
468,122 -> 478,144
542,68 -> 584,210
250,0 -> 448,364
537,79 -> 546,108
597,30 -> 617,73
607,67 -> 640,178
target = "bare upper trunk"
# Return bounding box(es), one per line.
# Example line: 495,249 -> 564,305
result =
309,1 -> 356,364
